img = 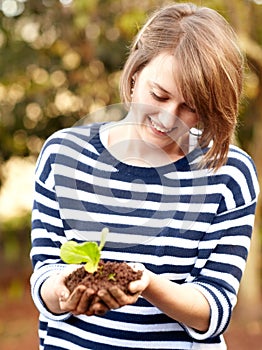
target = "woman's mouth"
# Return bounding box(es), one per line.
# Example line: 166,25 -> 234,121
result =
148,116 -> 173,135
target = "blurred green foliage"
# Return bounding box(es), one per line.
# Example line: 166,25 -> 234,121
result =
0,212 -> 31,258
0,0 -> 155,163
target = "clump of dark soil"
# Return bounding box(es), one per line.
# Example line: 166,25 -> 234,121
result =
65,260 -> 142,295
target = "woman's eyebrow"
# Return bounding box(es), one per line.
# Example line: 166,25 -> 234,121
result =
150,81 -> 171,95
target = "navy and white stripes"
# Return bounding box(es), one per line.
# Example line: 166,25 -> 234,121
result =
30,123 -> 259,349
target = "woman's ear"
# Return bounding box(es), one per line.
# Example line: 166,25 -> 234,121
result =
131,73 -> 137,98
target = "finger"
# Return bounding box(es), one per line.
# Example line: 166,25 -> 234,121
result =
74,288 -> 96,315
88,301 -> 109,316
60,285 -> 86,312
85,295 -> 101,316
129,268 -> 150,294
98,288 -> 120,309
107,286 -> 134,306
109,286 -> 141,306
59,289 -> 70,302
56,265 -> 82,302
129,279 -> 145,294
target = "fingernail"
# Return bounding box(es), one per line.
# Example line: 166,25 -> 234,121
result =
60,291 -> 69,300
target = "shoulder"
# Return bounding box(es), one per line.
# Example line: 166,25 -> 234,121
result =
42,123 -> 100,148
214,145 -> 259,207
39,122 -> 104,158
211,145 -> 258,178
225,145 -> 258,188
227,145 -> 256,169
35,123 -> 103,181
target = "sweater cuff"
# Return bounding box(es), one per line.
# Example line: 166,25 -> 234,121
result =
182,283 -> 231,341
30,264 -> 71,321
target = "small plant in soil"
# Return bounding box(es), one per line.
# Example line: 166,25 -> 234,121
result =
60,228 -> 142,295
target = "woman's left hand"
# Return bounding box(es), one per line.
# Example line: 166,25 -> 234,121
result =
89,263 -> 150,315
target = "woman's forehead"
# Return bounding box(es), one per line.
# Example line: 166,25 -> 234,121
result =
143,53 -> 182,92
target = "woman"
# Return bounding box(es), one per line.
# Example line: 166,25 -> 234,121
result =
30,2 -> 259,349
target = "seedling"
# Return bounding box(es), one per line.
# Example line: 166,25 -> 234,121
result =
107,273 -> 116,281
60,228 -> 108,273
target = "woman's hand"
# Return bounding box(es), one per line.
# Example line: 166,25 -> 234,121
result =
62,263 -> 149,316
93,263 -> 150,312
41,263 -> 150,316
59,284 -> 100,315
40,265 -> 100,316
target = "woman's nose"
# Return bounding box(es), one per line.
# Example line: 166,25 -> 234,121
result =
158,103 -> 178,129
158,112 -> 174,130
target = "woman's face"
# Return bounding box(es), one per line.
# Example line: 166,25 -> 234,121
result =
129,52 -> 199,154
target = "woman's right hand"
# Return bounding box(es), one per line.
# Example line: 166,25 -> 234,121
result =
40,266 -> 110,316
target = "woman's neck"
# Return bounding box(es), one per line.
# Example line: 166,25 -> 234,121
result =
106,120 -> 188,167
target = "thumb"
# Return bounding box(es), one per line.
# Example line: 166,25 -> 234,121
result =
128,265 -> 151,294
59,289 -> 70,302
127,262 -> 145,272
57,264 -> 80,301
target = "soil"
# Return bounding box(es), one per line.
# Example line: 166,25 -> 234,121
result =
65,260 -> 142,295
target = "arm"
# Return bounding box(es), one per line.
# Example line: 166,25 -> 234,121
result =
141,272 -> 210,331
101,198 -> 256,337
101,269 -> 210,331
30,130 -> 118,318
30,132 -> 98,319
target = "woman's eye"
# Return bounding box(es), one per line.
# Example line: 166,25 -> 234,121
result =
149,91 -> 169,102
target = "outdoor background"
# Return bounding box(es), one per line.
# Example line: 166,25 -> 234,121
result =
0,0 -> 262,349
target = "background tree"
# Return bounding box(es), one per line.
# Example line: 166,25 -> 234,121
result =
218,0 -> 262,319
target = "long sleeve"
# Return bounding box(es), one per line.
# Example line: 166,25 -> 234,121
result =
183,150 -> 259,340
30,132 -> 70,321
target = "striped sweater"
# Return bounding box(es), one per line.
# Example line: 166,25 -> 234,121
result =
30,122 -> 259,350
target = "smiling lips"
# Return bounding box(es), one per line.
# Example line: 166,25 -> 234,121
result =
149,116 -> 174,135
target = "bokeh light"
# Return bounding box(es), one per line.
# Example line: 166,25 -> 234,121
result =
0,0 -> 26,17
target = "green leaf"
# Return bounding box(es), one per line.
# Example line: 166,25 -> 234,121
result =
60,241 -> 86,264
99,227 -> 108,251
60,228 -> 109,273
84,260 -> 99,273
60,241 -> 99,264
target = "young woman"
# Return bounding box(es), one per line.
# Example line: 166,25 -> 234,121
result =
30,3 -> 259,349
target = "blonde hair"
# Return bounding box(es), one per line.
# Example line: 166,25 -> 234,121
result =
120,3 -> 244,170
